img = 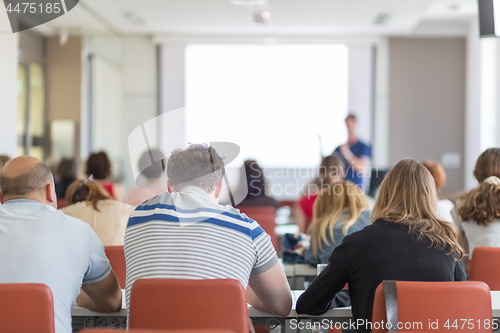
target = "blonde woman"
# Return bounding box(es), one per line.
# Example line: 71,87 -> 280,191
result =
303,181 -> 370,265
297,159 -> 465,333
62,177 -> 135,246
452,148 -> 500,271
295,154 -> 345,234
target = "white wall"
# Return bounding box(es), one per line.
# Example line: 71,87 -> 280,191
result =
83,36 -> 158,189
0,33 -> 18,157
348,45 -> 373,145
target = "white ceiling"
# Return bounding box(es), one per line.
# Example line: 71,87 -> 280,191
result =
2,0 -> 478,36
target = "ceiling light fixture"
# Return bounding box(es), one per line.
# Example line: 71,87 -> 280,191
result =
124,11 -> 147,26
261,11 -> 271,19
374,12 -> 392,25
230,0 -> 268,6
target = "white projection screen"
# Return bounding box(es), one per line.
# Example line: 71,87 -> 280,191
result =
184,44 -> 349,169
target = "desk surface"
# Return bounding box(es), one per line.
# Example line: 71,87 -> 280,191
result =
72,290 -> 500,319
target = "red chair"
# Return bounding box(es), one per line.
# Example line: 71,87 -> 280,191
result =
105,246 -> 126,288
80,328 -> 235,333
238,206 -> 277,252
0,283 -> 55,333
57,198 -> 68,209
129,279 -> 248,333
470,247 -> 500,290
372,281 -> 492,332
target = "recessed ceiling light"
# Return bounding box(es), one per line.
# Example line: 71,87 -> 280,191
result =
374,12 -> 392,25
124,11 -> 147,26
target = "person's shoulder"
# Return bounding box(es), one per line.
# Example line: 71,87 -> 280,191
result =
54,207 -> 93,230
61,201 -> 89,214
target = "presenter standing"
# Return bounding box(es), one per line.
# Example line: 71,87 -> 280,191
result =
333,114 -> 371,189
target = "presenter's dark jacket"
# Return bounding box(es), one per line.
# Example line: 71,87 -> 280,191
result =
296,218 -> 466,333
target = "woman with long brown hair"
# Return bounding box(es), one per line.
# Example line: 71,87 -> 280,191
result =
304,181 -> 370,264
297,159 -> 465,333
452,148 -> 500,270
62,177 -> 135,246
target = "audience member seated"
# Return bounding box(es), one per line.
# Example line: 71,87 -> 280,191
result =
452,148 -> 500,273
127,149 -> 167,206
295,154 -> 344,234
235,160 -> 279,209
0,154 -> 10,190
63,178 -> 135,246
304,181 -> 370,265
422,160 -> 454,223
0,156 -> 122,333
55,158 -> 77,199
125,144 -> 292,329
86,151 -> 125,201
296,159 -> 465,333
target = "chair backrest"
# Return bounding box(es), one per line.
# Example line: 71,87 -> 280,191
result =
237,206 -> 277,251
57,198 -> 68,209
470,247 -> 500,290
80,328 -> 236,333
0,283 -> 55,333
104,246 -> 126,288
129,279 -> 248,333
372,281 -> 492,332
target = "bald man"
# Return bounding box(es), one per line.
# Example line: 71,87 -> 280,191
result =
0,156 -> 122,333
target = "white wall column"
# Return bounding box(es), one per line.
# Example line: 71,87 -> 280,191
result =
0,33 -> 19,157
372,38 -> 389,169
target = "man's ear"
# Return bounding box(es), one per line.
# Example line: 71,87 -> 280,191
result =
46,182 -> 56,204
167,179 -> 174,193
0,191 -> 4,204
214,178 -> 224,199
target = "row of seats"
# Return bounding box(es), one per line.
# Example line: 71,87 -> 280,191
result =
0,279 -> 494,333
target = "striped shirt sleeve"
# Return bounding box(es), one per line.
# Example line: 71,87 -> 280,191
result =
250,224 -> 279,275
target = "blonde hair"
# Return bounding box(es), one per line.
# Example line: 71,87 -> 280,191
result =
372,159 -> 463,260
312,181 -> 369,259
66,180 -> 112,211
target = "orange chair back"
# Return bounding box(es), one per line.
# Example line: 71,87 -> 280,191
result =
237,206 -> 277,251
470,247 -> 500,290
372,281 -> 492,332
129,279 -> 248,333
0,283 -> 55,333
57,198 -> 68,209
80,329 -> 236,333
104,246 -> 126,288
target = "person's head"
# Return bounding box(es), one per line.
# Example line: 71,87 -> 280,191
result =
0,155 -> 11,171
138,149 -> 165,181
58,159 -> 78,182
86,152 -> 111,180
372,159 -> 463,259
312,181 -> 369,259
0,156 -> 56,208
473,148 -> 500,182
166,144 -> 225,202
318,154 -> 345,186
66,178 -> 112,211
241,160 -> 266,197
345,113 -> 357,136
421,160 -> 446,190
458,148 -> 500,225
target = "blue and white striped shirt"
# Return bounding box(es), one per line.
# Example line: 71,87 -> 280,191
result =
124,186 -> 278,309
